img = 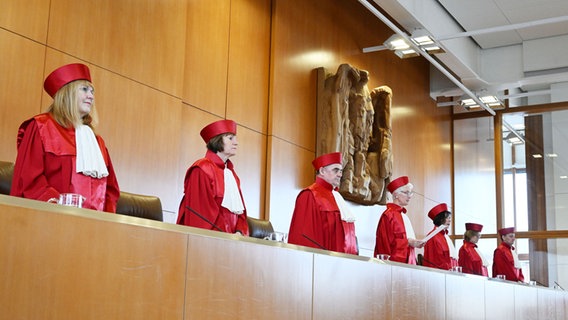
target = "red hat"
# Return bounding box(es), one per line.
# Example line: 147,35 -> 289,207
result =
200,119 -> 237,143
44,63 -> 91,97
465,223 -> 483,232
498,227 -> 515,235
387,176 -> 409,193
312,152 -> 342,170
428,203 -> 448,220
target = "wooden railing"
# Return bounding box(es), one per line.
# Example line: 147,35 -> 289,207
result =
0,195 -> 566,319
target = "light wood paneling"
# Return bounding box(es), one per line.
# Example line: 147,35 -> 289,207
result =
313,255 -> 392,319
2,196 -> 565,319
183,0 -> 231,116
485,280 -> 515,318
47,0 -> 187,96
0,0 -> 50,42
265,136 -> 316,232
0,197 -> 187,319
226,0 -> 271,133
0,29 -> 46,162
391,265 -> 446,320
446,274 -> 486,319
185,233 -> 313,320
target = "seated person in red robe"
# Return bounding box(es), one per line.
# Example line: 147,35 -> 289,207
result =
288,152 -> 358,254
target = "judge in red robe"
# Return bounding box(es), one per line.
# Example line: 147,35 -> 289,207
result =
459,222 -> 488,276
493,227 -> 525,282
177,119 -> 249,235
423,203 -> 458,270
374,176 -> 424,263
288,152 -> 357,254
11,63 -> 120,212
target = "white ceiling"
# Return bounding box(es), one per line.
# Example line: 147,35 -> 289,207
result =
364,0 -> 568,108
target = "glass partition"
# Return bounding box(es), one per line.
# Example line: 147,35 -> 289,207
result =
454,117 -> 497,235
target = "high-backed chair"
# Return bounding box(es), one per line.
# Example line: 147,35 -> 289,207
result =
1,160 -> 163,221
115,191 -> 163,222
246,216 -> 275,239
0,160 -> 14,195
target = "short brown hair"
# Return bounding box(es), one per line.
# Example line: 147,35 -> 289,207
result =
207,133 -> 229,152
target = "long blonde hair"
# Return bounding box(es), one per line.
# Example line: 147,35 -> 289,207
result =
47,80 -> 98,130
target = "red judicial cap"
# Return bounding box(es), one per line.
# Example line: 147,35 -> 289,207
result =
428,203 -> 448,220
387,176 -> 409,193
499,227 -> 515,235
465,223 -> 483,232
312,152 -> 342,170
200,119 -> 237,143
44,63 -> 91,97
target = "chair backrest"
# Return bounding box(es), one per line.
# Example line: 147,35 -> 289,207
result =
116,191 -> 163,222
246,216 -> 274,239
0,161 -> 14,195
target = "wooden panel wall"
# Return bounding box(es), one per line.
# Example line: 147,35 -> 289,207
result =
0,0 -> 451,236
3,197 -> 564,320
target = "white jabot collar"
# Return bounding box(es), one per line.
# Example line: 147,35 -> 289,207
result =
75,125 -> 109,179
221,167 -> 245,214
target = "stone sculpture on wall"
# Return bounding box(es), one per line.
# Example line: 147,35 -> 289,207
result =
316,63 -> 392,205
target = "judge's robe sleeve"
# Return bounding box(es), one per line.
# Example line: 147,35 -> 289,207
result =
99,140 -> 120,213
374,214 -> 394,258
178,166 -> 221,230
10,120 -> 59,201
288,190 -> 326,250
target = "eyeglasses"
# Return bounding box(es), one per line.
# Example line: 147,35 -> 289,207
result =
399,191 -> 415,197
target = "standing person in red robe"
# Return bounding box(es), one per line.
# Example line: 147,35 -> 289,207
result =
423,203 -> 458,270
288,152 -> 358,255
177,119 -> 249,235
374,176 -> 424,263
493,227 -> 525,282
459,222 -> 489,276
11,63 -> 120,212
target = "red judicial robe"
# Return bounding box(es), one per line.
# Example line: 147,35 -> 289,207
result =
423,227 -> 458,270
374,203 -> 414,263
492,242 -> 524,282
459,240 -> 488,276
288,177 -> 358,255
177,150 -> 249,235
11,113 -> 120,212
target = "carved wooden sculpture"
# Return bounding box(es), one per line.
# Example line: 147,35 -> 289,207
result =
316,64 -> 392,205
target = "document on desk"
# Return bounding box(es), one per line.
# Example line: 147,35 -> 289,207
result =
420,225 -> 448,243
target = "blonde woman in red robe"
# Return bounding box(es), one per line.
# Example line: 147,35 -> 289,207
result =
177,119 -> 249,235
11,63 -> 120,212
423,203 -> 459,270
288,152 -> 358,254
458,223 -> 489,276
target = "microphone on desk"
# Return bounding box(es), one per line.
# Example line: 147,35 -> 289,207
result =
302,234 -> 325,250
185,206 -> 223,232
555,281 -> 565,291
